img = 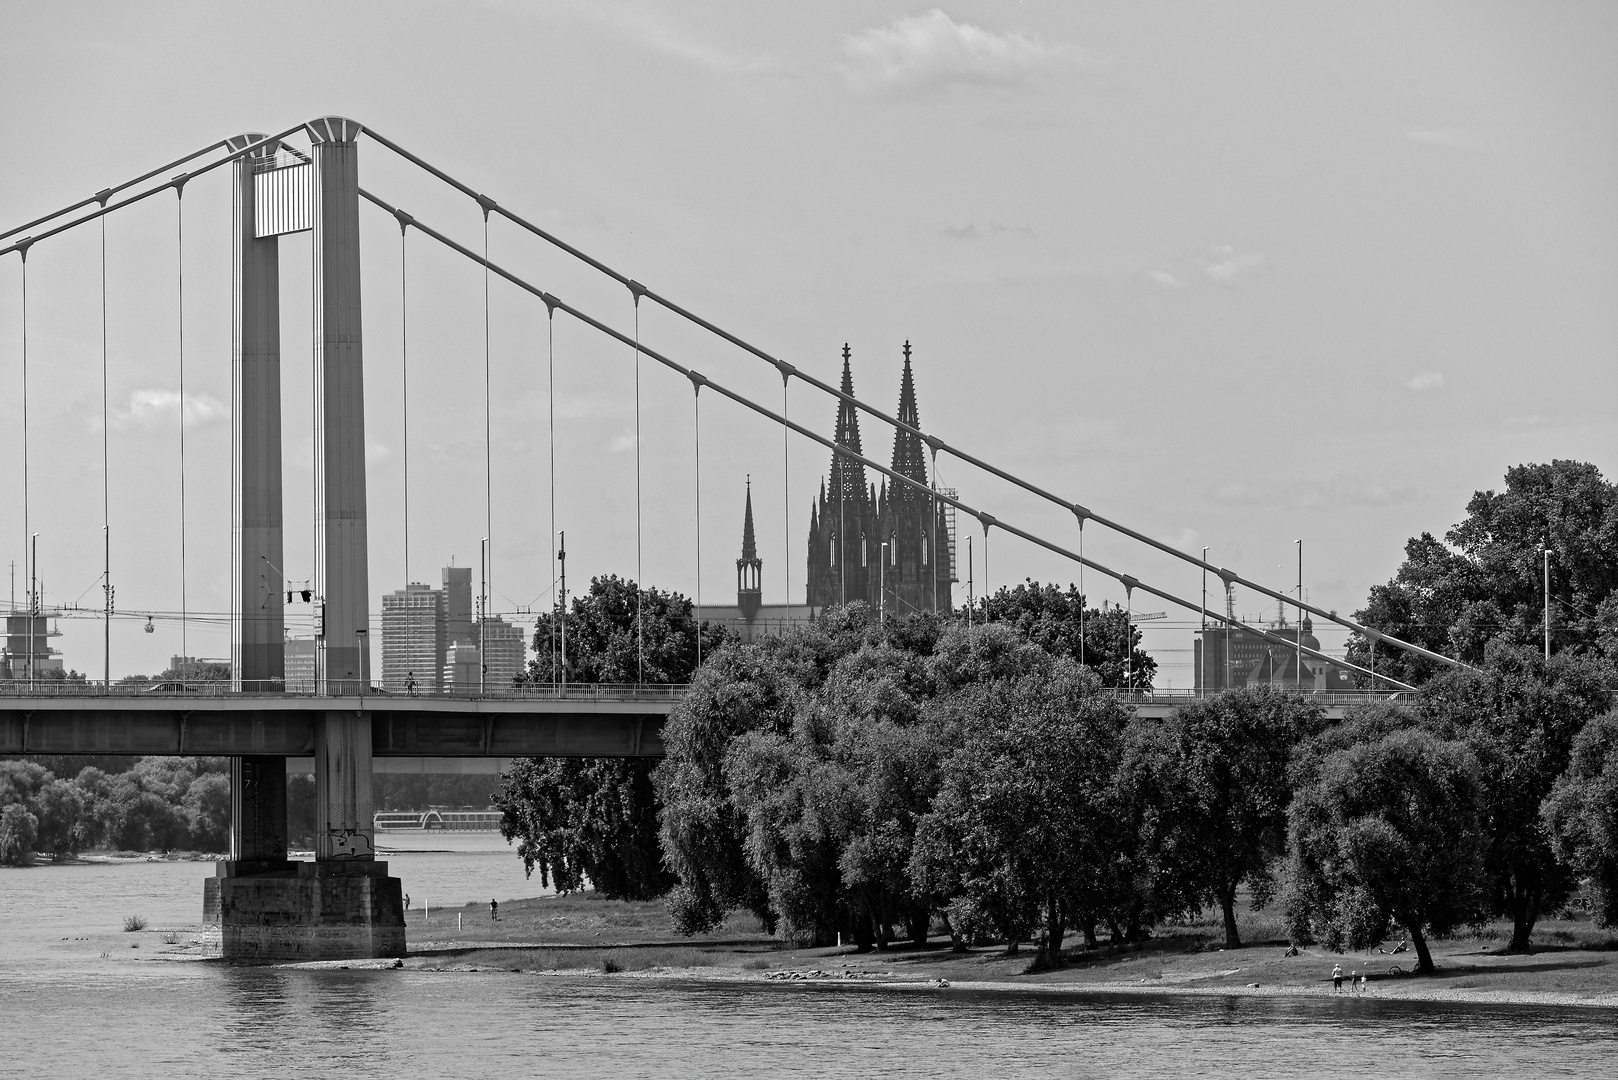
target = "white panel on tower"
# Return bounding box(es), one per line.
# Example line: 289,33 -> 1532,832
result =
253,163 -> 312,237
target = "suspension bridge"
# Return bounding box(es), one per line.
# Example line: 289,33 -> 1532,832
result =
1,116 -> 1465,960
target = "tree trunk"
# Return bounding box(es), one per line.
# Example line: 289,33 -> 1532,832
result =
852,915 -> 875,952
1508,885 -> 1538,954
941,913 -> 967,953
1043,898 -> 1066,967
1409,924 -> 1435,974
1221,885 -> 1242,949
1082,919 -> 1098,949
906,906 -> 930,948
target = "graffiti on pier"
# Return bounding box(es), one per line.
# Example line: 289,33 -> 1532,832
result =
325,827 -> 375,859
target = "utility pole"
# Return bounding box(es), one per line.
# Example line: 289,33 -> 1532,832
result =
1223,581 -> 1234,693
1296,540 -> 1303,691
1200,546 -> 1208,696
1544,548 -> 1552,660
966,534 -> 974,628
104,525 -> 111,689
480,537 -> 488,696
557,531 -> 567,694
29,533 -> 38,688
880,541 -> 888,623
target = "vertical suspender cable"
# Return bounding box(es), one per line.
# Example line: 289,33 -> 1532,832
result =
1078,521 -> 1086,669
632,288 -> 643,683
929,449 -> 938,615
783,376 -> 790,630
400,221 -> 410,585
175,182 -> 188,666
692,378 -> 703,670
481,211 -> 492,674
547,305 -> 557,686
18,245 -> 29,681
101,210 -> 111,687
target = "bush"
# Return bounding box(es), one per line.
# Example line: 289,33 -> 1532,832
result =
123,915 -> 147,932
0,804 -> 39,866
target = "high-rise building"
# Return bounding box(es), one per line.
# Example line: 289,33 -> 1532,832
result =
480,616 -> 525,691
284,637 -> 316,693
381,583 -> 446,693
442,566 -> 474,647
443,640 -> 481,691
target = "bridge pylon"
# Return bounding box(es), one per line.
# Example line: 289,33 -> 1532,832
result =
207,121 -> 403,964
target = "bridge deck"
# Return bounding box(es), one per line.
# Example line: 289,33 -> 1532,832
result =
0,693 -> 676,758
0,687 -> 1378,758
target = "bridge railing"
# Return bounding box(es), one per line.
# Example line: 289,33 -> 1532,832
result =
0,682 -> 692,702
1100,687 -> 1408,707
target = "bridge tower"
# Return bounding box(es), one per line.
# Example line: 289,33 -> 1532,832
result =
209,119 -> 403,963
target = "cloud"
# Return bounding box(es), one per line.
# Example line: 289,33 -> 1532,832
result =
1197,245 -> 1265,284
938,220 -> 1035,241
1403,370 -> 1445,391
1502,413 -> 1585,428
1405,128 -> 1474,149
116,388 -> 227,429
841,9 -> 1080,94
1146,269 -> 1185,289
550,1 -> 778,76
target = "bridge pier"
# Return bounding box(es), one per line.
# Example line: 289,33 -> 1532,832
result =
210,121 -> 403,962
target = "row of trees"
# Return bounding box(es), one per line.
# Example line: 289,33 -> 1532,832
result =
499,599 -> 1618,971
0,757 -> 232,863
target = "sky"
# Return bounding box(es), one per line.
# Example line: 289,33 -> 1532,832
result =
1,1 -> 1614,685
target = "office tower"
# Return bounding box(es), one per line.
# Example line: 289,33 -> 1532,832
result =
381,582 -> 445,693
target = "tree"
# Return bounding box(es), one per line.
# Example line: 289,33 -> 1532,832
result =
909,659 -> 1131,964
979,579 -> 1158,689
1283,729 -> 1487,973
494,575 -> 734,901
1414,646 -> 1613,951
0,803 -> 38,865
1349,461 -> 1618,685
31,778 -> 91,859
1541,711 -> 1618,927
1143,687 -> 1325,947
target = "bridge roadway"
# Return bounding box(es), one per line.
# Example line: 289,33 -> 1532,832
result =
0,686 -> 682,760
0,687 -> 1381,763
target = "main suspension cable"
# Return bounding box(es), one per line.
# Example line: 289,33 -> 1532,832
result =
352,128 -> 1462,672
359,192 -> 1416,690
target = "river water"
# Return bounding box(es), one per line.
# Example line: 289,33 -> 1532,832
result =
2,838 -> 1614,1078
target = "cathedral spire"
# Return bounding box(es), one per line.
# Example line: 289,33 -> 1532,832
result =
736,476 -> 762,622
890,340 -> 928,497
829,343 -> 867,506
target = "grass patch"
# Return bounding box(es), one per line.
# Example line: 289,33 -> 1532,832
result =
122,915 -> 146,932
161,931 -> 180,945
741,957 -> 772,970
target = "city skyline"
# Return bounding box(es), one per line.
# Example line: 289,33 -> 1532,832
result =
1,4 -> 1613,688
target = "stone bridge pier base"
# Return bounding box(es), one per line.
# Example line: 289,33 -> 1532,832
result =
209,717 -> 404,962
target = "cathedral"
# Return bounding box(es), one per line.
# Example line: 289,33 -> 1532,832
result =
701,342 -> 953,641
804,341 -> 954,615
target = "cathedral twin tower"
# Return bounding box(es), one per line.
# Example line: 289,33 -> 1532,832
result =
798,341 -> 954,615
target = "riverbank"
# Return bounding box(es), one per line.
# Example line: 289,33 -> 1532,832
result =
368,891 -> 1618,1010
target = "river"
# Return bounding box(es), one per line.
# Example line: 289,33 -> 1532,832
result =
2,837 -> 1613,1078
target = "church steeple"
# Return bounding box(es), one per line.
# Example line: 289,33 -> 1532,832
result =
736,476 -> 762,621
829,344 -> 868,506
890,340 -> 929,499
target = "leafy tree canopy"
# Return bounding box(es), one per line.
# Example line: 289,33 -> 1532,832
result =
1350,460 -> 1618,686
1541,711 -> 1618,927
979,579 -> 1158,689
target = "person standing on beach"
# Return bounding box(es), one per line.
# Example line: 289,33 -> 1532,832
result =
404,893 -> 410,911
490,898 -> 499,921
1332,963 -> 1343,991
